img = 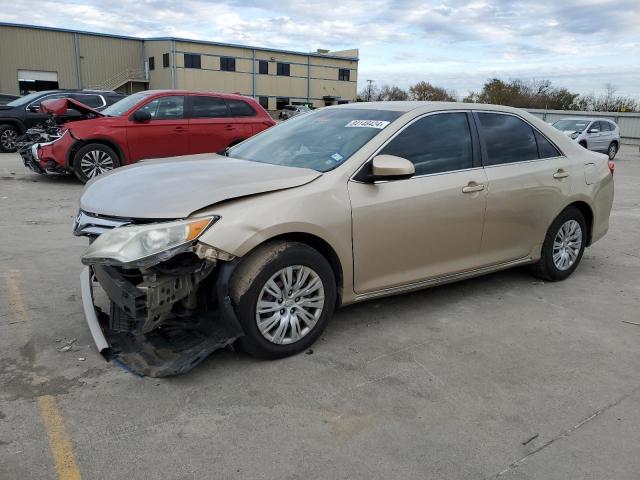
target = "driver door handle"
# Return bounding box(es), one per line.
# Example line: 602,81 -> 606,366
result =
462,183 -> 485,193
553,169 -> 570,179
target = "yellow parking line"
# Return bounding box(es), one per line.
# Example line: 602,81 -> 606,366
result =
6,270 -> 81,480
37,395 -> 82,480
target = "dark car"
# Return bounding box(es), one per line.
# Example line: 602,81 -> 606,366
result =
0,90 -> 124,152
28,90 -> 276,182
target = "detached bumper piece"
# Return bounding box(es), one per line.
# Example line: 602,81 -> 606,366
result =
80,255 -> 244,377
19,144 -> 45,174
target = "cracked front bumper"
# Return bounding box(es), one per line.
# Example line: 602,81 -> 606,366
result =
79,259 -> 244,377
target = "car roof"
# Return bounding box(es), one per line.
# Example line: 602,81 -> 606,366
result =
141,90 -> 255,101
332,101 -> 543,115
555,117 -> 616,122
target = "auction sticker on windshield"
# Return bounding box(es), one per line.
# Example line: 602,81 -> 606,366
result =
345,120 -> 390,129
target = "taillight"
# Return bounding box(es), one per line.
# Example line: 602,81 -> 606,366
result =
608,160 -> 615,176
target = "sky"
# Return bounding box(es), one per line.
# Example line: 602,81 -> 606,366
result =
1,0 -> 639,98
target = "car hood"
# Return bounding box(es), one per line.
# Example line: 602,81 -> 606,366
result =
80,154 -> 322,219
0,105 -> 15,111
40,98 -> 104,117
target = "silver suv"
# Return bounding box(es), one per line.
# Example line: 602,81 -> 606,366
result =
552,118 -> 620,160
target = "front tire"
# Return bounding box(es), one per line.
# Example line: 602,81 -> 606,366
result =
0,124 -> 19,153
607,142 -> 618,160
73,143 -> 120,183
230,241 -> 336,359
532,207 -> 587,281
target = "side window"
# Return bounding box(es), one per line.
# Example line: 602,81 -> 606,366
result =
380,112 -> 473,176
189,96 -> 229,118
73,94 -> 104,108
534,131 -> 561,159
600,121 -> 611,132
608,122 -> 617,131
227,99 -> 257,117
476,113 -> 538,166
138,96 -> 184,120
589,121 -> 601,133
27,93 -> 67,110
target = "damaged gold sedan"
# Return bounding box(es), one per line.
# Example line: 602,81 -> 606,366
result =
76,102 -> 614,376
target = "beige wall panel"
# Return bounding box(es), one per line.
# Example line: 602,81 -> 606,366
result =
176,69 -> 253,94
0,26 -> 77,94
175,41 -> 252,59
78,34 -> 142,88
311,79 -> 357,101
144,40 -> 173,89
255,76 -> 308,99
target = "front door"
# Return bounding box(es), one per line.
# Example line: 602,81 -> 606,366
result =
126,95 -> 188,162
349,112 -> 487,294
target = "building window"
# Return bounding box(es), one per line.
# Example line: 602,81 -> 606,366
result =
276,63 -> 290,76
276,97 -> 289,110
163,53 -> 170,68
258,60 -> 268,75
220,57 -> 236,72
258,96 -> 269,109
148,57 -> 155,71
338,68 -> 350,81
184,53 -> 201,69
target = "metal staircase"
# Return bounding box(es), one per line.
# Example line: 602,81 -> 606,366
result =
89,68 -> 148,92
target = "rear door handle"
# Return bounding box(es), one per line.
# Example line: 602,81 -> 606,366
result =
174,126 -> 187,132
462,183 -> 485,193
224,125 -> 235,131
553,169 -> 569,179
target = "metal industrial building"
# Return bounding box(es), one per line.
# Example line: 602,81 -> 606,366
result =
0,23 -> 358,110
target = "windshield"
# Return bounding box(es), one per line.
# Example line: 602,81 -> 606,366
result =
6,91 -> 46,107
228,108 -> 402,172
553,119 -> 590,132
101,92 -> 151,116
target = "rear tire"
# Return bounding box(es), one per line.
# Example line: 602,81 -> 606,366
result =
0,124 -> 19,153
531,207 -> 587,281
73,143 -> 120,183
607,142 -> 618,160
230,241 -> 336,359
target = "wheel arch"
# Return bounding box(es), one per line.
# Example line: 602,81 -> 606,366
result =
242,232 -> 344,307
67,138 -> 126,168
566,200 -> 594,246
0,119 -> 26,134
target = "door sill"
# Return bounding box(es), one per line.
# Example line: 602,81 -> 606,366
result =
353,257 -> 532,302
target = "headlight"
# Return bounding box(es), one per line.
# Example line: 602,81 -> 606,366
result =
570,132 -> 580,139
81,216 -> 217,267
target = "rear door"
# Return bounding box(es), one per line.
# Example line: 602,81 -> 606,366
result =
126,95 -> 187,161
474,112 -> 574,266
226,99 -> 260,138
186,95 -> 234,154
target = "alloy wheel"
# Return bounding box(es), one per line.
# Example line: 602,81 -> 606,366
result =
255,265 -> 325,345
0,128 -> 17,150
552,220 -> 582,271
80,150 -> 115,179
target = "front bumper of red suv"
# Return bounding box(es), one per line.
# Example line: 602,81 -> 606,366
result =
27,130 -> 75,174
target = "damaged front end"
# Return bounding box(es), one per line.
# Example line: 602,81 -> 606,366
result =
75,211 -> 243,377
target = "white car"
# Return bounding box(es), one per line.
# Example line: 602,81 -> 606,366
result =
552,118 -> 620,160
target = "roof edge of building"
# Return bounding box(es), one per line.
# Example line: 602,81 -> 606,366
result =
0,22 -> 359,61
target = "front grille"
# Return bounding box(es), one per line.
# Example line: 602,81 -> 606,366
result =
73,210 -> 131,237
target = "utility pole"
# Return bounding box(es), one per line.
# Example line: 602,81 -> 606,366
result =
366,79 -> 374,102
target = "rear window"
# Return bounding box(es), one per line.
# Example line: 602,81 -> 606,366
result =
190,96 -> 229,118
477,113 -> 539,166
227,99 -> 256,117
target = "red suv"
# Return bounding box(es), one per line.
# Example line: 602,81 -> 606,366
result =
30,90 -> 275,182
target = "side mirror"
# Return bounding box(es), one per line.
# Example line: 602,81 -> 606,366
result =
588,128 -> 599,134
28,104 -> 39,112
355,155 -> 415,182
131,110 -> 152,122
